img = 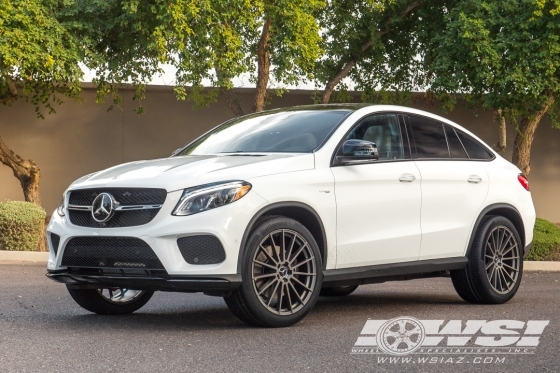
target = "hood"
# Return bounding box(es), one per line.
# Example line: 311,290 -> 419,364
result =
68,153 -> 315,192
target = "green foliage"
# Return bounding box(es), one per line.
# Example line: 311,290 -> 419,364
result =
316,0 -> 445,99
525,218 -> 560,261
0,200 -> 46,252
426,0 -> 560,124
0,0 -> 83,117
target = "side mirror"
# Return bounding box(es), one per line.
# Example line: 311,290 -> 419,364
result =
336,139 -> 379,164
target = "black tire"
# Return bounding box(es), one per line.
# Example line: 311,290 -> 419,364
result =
67,287 -> 154,315
320,285 -> 359,297
451,216 -> 523,304
224,216 -> 323,327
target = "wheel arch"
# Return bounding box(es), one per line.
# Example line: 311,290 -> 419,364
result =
466,203 -> 526,256
237,202 -> 328,273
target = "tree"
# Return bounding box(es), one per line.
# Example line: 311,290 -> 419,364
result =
170,0 -> 324,116
315,0 -> 432,104
426,0 -> 560,175
0,0 -> 85,251
0,0 -> 83,205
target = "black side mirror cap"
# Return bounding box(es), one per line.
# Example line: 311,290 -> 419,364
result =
336,139 -> 379,164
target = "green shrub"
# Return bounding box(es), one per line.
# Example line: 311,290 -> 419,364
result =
525,218 -> 560,261
0,200 -> 46,251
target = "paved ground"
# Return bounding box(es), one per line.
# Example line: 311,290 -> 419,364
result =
1,262 -> 559,373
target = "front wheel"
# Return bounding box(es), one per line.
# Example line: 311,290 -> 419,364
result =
224,217 -> 323,327
451,216 -> 523,304
67,287 -> 154,315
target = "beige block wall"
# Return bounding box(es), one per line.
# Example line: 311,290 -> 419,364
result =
1,86 -> 559,222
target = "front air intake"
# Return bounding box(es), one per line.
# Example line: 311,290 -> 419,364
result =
61,237 -> 164,270
177,235 -> 226,265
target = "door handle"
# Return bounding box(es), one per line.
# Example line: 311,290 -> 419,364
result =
467,175 -> 483,184
399,173 -> 416,182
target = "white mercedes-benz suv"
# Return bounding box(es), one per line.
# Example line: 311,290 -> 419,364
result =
47,104 -> 536,327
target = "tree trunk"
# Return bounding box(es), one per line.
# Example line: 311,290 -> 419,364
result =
493,109 -> 507,153
253,18 -> 272,113
512,98 -> 554,175
320,1 -> 420,104
0,136 -> 46,251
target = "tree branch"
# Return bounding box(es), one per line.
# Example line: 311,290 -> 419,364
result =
215,66 -> 246,117
321,1 -> 421,103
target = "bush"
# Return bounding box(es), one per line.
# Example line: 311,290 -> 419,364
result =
525,218 -> 560,261
0,200 -> 46,251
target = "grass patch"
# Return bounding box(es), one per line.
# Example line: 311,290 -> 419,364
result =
525,218 -> 560,261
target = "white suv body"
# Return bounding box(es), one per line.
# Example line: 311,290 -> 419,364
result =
47,105 -> 535,327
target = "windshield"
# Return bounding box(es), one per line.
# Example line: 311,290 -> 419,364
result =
177,110 -> 351,155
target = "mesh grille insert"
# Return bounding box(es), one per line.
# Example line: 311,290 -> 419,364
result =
50,233 -> 60,256
177,235 -> 226,265
61,237 -> 164,270
69,188 -> 166,205
69,210 -> 159,228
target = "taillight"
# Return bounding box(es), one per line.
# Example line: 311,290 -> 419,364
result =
518,174 -> 529,191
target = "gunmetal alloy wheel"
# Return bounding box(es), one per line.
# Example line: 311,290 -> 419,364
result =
67,286 -> 154,315
484,226 -> 521,294
97,288 -> 146,304
252,229 -> 317,315
224,216 -> 323,327
451,216 -> 523,304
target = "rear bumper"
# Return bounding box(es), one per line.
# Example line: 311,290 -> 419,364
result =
46,270 -> 241,294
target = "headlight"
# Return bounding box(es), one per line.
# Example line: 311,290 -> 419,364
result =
172,181 -> 252,216
56,194 -> 66,216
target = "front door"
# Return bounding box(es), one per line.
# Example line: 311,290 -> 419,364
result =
332,113 -> 422,268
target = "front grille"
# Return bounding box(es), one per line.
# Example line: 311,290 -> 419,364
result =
50,233 -> 60,255
69,188 -> 166,205
177,235 -> 226,265
69,209 -> 160,228
61,237 -> 164,270
68,188 -> 166,228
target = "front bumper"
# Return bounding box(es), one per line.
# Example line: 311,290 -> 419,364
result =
46,269 -> 241,294
47,189 -> 268,276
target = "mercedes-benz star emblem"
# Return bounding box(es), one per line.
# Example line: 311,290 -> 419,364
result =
91,193 -> 116,223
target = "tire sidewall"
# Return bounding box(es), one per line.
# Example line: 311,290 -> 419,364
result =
239,217 -> 323,327
471,216 -> 523,303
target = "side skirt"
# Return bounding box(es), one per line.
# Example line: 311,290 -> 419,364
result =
322,257 -> 468,287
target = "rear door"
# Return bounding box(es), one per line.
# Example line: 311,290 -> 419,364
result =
332,113 -> 422,268
406,115 -> 491,259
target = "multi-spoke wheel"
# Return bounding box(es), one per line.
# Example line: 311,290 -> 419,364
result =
67,286 -> 154,315
451,216 -> 523,304
484,226 -> 521,294
224,216 -> 323,327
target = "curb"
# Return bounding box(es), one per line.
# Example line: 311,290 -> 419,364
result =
524,261 -> 560,272
0,250 -> 49,262
0,250 -> 559,271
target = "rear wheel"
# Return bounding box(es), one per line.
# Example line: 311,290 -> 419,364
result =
67,287 -> 154,315
320,285 -> 359,297
451,216 -> 523,304
224,217 -> 323,327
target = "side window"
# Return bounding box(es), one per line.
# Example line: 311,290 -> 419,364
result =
455,130 -> 494,160
345,114 -> 404,160
445,125 -> 468,159
409,116 -> 450,159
